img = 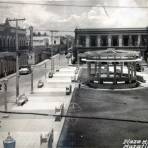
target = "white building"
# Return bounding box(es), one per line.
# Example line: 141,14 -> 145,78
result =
33,36 -> 49,47
33,32 -> 61,48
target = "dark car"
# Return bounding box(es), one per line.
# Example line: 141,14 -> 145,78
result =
17,94 -> 28,106
66,87 -> 71,95
19,66 -> 31,75
48,72 -> 53,78
37,80 -> 44,88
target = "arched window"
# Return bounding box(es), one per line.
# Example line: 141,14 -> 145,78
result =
10,38 -> 13,47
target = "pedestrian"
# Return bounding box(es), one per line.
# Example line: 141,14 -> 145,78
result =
78,80 -> 81,89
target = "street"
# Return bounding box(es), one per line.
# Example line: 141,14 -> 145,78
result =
0,54 -> 77,148
0,54 -> 67,107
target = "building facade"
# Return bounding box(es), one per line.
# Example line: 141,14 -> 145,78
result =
0,19 -> 28,77
74,28 -> 148,62
0,19 -> 27,52
33,32 -> 61,47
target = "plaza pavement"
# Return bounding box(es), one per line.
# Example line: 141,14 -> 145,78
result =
0,62 -> 78,148
80,62 -> 148,90
58,63 -> 148,148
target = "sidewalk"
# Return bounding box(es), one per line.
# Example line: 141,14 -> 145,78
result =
0,65 -> 78,148
0,59 -> 50,83
0,54 -> 66,82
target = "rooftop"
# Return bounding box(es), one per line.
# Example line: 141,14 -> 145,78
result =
79,49 -> 141,62
75,28 -> 148,33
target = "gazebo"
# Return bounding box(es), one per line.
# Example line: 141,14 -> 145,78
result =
79,48 -> 142,88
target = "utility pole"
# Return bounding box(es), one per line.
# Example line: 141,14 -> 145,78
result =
50,30 -> 59,74
3,79 -> 8,112
7,18 -> 25,102
29,26 -> 34,94
50,30 -> 53,74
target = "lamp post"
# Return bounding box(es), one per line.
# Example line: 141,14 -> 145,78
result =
50,30 -> 59,74
29,26 -> 34,94
7,18 -> 25,102
3,78 -> 8,112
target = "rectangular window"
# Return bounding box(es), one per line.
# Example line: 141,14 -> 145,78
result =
131,35 -> 138,46
100,35 -> 108,46
123,35 -> 129,46
90,36 -> 97,47
141,35 -> 148,46
111,35 -> 119,46
78,36 -> 86,47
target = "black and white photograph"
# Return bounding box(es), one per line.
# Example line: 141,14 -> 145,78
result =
0,0 -> 148,148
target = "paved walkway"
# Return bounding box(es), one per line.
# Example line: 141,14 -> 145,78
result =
0,65 -> 77,148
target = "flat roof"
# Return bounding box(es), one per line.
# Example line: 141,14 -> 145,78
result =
75,28 -> 148,34
79,49 -> 140,61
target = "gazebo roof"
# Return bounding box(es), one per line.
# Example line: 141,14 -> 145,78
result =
79,48 -> 139,58
79,48 -> 141,62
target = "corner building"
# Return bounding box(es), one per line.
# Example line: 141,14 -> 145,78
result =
74,28 -> 148,61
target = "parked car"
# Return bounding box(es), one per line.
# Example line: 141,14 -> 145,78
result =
17,94 -> 28,106
136,63 -> 144,72
37,80 -> 44,88
48,72 -> 53,78
19,66 -> 31,75
66,86 -> 71,95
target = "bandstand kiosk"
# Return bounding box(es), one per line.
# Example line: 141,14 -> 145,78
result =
79,48 -> 142,89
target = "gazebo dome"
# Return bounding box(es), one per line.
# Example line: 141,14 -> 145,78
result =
79,48 -> 141,62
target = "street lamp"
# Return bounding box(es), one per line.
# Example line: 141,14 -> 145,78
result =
50,30 -> 59,74
3,78 -> 8,112
1,78 -> 9,118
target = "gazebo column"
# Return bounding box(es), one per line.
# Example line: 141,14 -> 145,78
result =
128,63 -> 131,83
90,63 -> 92,75
98,62 -> 102,83
134,62 -> 137,80
107,56 -> 109,77
113,62 -> 117,84
131,62 -> 134,81
107,62 -> 109,77
96,62 -> 99,79
94,62 -> 97,76
120,62 -> 123,77
87,62 -> 91,79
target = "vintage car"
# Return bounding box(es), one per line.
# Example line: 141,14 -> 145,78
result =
37,80 -> 44,88
19,66 -> 31,75
48,72 -> 53,78
17,94 -> 28,106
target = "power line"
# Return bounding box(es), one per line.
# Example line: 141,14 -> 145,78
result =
1,1 -> 148,9
1,110 -> 148,124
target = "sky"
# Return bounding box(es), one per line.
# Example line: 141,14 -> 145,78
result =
0,0 -> 148,33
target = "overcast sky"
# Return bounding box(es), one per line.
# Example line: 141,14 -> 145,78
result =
0,0 -> 148,32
